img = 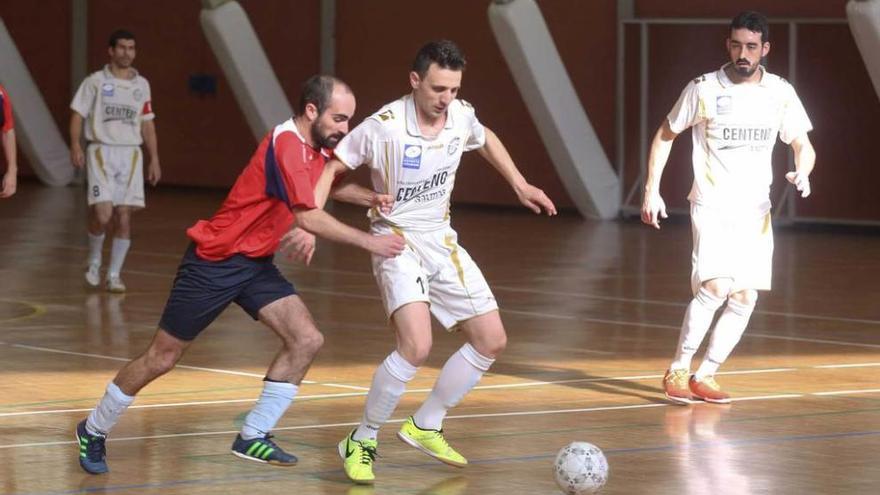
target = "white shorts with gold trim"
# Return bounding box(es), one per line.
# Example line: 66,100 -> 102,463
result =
690,202 -> 774,295
371,224 -> 498,330
86,143 -> 145,208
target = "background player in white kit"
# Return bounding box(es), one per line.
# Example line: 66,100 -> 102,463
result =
641,11 -> 816,404
70,29 -> 160,293
306,40 -> 556,484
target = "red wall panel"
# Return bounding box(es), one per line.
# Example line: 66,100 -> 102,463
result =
0,2 -> 72,177
2,0 -> 877,221
335,0 -> 618,210
635,0 -> 848,18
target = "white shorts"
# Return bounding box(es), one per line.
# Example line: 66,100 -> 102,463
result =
86,143 -> 145,208
690,203 -> 774,295
371,225 -> 498,330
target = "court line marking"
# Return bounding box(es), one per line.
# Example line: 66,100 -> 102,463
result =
813,388 -> 880,396
5,246 -> 875,326
499,308 -> 880,349
0,342 -> 369,392
1,361 -> 875,418
10,430 -> 880,495
3,281 -> 876,351
304,289 -> 880,350
491,284 -> 880,326
0,298 -> 46,324
814,362 -> 880,369
3,389 -> 880,450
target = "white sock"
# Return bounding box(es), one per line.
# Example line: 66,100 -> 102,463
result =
353,351 -> 418,441
107,238 -> 131,278
670,287 -> 726,371
413,343 -> 494,430
240,380 -> 298,440
86,382 -> 135,436
695,298 -> 756,380
87,232 -> 105,267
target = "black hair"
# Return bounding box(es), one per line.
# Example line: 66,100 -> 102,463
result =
411,40 -> 466,78
730,11 -> 769,43
108,29 -> 136,48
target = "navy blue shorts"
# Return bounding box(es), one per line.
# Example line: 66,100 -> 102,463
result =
158,244 -> 296,341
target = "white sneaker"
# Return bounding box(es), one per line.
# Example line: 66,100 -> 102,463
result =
85,264 -> 101,288
106,275 -> 126,293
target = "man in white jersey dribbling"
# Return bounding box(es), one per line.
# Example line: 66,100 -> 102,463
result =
641,11 -> 816,405
71,29 -> 161,293
306,40 -> 556,484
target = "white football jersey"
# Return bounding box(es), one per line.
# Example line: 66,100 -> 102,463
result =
668,64 -> 812,214
71,65 -> 155,146
333,94 -> 486,231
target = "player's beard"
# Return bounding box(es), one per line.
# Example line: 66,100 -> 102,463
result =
311,121 -> 344,150
732,58 -> 757,77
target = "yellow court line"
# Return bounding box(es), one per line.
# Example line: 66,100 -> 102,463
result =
0,298 -> 46,324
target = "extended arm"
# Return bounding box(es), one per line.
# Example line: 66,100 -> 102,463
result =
283,159 -> 402,264
785,134 -> 816,198
476,127 -> 556,215
141,120 -> 161,186
641,120 -> 679,229
70,113 -> 86,168
0,129 -> 16,198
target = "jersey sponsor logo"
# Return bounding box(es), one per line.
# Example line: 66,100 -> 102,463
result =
402,144 -> 422,169
395,170 -> 449,203
103,104 -> 138,124
102,82 -> 115,97
721,127 -> 772,141
718,126 -> 774,151
447,137 -> 460,156
716,95 -> 732,115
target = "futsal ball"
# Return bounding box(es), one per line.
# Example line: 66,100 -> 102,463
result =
553,441 -> 609,494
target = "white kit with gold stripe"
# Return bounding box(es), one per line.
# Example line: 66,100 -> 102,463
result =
334,94 -> 485,232
72,65 -> 154,208
71,65 -> 155,146
334,94 -> 497,327
667,63 -> 812,216
85,144 -> 144,208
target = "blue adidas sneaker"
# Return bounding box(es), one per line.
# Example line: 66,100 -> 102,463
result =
231,434 -> 298,466
75,420 -> 108,474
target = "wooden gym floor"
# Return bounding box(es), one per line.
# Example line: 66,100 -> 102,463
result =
1,183 -> 878,494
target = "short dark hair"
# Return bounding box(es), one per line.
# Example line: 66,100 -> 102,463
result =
108,29 -> 136,48
730,11 -> 769,43
297,75 -> 350,115
412,40 -> 466,78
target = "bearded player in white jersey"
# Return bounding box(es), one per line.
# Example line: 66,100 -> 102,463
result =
641,11 -> 816,405
70,29 -> 161,293
298,40 -> 555,484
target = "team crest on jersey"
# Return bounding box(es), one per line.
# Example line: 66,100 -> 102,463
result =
716,95 -> 732,115
403,144 -> 422,169
133,88 -> 143,101
101,83 -> 115,97
447,137 -> 461,156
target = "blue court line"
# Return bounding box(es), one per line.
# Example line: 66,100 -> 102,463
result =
12,429 -> 880,495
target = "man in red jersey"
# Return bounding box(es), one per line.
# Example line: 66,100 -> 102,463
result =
0,83 -> 16,198
74,75 -> 405,475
